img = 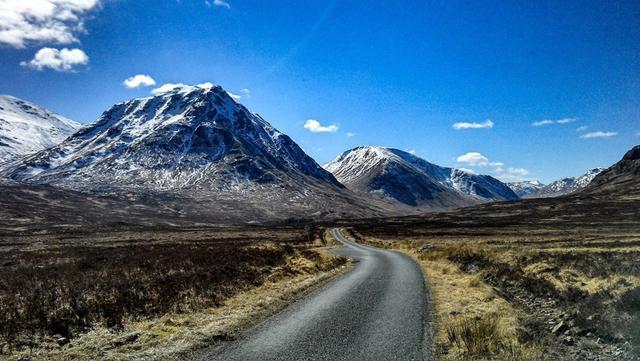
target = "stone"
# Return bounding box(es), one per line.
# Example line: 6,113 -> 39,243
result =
55,336 -> 69,346
563,336 -> 575,346
416,243 -> 434,252
110,332 -> 140,348
551,321 -> 568,335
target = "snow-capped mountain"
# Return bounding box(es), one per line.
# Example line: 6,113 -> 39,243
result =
324,146 -> 518,209
524,168 -> 605,198
506,180 -> 545,197
0,84 -> 396,221
2,84 -> 340,191
0,95 -> 81,164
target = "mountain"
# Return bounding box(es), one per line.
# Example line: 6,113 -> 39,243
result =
324,146 -> 518,210
524,168 -> 605,198
583,145 -> 640,197
0,95 -> 81,164
0,84 -> 385,222
506,180 -> 544,197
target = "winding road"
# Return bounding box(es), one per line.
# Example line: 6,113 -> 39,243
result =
201,228 -> 431,360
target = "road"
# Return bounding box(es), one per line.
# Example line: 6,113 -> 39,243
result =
201,228 -> 431,361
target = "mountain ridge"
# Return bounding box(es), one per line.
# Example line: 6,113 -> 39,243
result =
324,146 -> 518,210
0,94 -> 81,164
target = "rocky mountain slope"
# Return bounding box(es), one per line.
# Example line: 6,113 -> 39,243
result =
524,168 -> 605,198
0,95 -> 81,164
506,180 -> 544,197
324,146 -> 518,209
583,145 -> 640,197
0,84 -> 388,222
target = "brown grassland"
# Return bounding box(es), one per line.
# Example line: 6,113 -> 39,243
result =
342,195 -> 640,360
0,226 -> 349,360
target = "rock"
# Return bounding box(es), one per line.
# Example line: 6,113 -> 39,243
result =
551,321 -> 568,335
563,336 -> 575,346
110,332 -> 140,348
416,243 -> 434,252
55,336 -> 69,346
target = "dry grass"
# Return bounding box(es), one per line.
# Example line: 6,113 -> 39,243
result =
349,233 -> 541,360
345,204 -> 640,360
0,227 -> 349,360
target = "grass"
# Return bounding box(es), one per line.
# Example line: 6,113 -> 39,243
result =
0,226 -> 348,360
346,220 -> 640,360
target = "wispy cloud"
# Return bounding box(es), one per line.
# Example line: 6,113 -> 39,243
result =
532,118 -> 576,127
227,91 -> 241,100
123,74 -> 156,88
580,131 -> 617,139
452,119 -> 494,130
304,119 -> 338,133
0,0 -> 101,48
576,125 -> 589,132
206,0 -> 230,8
346,132 -> 355,138
20,47 -> 88,72
493,167 -> 531,182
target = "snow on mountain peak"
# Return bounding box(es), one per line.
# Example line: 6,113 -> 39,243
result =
325,146 -> 518,208
1,84 -> 339,192
0,95 -> 81,164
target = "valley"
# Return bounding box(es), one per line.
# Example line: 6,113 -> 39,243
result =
0,88 -> 638,361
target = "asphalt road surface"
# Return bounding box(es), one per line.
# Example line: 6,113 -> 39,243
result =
201,228 -> 430,360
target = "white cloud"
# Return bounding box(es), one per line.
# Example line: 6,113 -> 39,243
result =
227,91 -> 241,100
456,152 -> 503,167
123,74 -> 156,88
346,132 -> 355,137
457,168 -> 477,175
196,82 -> 214,89
576,125 -> 589,132
532,118 -> 576,126
456,152 -> 489,165
452,119 -> 494,130
493,166 -> 531,182
580,131 -> 617,139
205,0 -> 230,8
0,0 -> 101,48
506,167 -> 529,176
240,88 -> 250,94
532,120 -> 554,127
151,83 -> 188,95
304,119 -> 338,133
20,47 -> 88,71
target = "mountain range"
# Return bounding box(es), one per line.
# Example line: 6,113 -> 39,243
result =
0,86 -> 389,222
0,86 -> 637,226
0,95 -> 81,164
324,146 -> 518,209
506,168 -> 605,198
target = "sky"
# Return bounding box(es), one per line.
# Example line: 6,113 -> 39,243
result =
0,0 -> 639,183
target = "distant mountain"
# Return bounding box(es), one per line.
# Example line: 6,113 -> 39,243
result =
583,145 -> 640,197
524,168 -> 605,198
1,84 -> 385,221
324,146 -> 518,210
506,180 -> 544,197
0,95 -> 81,164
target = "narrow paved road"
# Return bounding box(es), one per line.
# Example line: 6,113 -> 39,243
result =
201,228 -> 430,360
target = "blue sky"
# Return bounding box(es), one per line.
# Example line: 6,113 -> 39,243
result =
1,0 -> 639,183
